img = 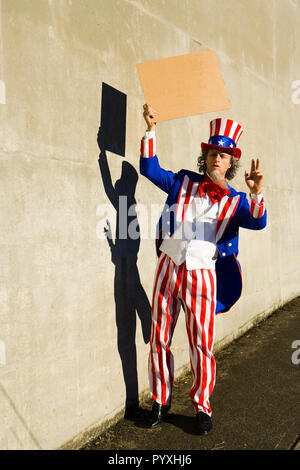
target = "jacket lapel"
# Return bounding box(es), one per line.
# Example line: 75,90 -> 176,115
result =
175,173 -> 203,223
216,185 -> 240,242
175,173 -> 240,242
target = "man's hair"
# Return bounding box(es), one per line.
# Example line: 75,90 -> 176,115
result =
197,150 -> 240,180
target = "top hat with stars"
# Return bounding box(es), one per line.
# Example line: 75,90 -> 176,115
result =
201,118 -> 244,159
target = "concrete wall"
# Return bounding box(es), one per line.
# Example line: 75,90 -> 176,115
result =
0,0 -> 300,449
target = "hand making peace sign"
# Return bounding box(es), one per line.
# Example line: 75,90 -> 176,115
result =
244,158 -> 264,195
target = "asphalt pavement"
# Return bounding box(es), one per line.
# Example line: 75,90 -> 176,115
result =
80,296 -> 300,451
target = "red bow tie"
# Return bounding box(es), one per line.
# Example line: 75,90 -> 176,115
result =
198,175 -> 230,203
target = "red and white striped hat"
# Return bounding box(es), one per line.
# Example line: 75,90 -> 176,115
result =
201,118 -> 244,159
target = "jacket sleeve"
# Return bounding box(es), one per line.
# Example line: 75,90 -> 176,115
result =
139,131 -> 177,193
237,192 -> 267,230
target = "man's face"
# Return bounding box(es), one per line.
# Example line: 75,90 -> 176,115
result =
206,149 -> 232,179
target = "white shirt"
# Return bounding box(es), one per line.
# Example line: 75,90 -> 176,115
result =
160,188 -> 219,270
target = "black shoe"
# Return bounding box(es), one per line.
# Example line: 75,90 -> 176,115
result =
195,411 -> 213,434
150,402 -> 170,427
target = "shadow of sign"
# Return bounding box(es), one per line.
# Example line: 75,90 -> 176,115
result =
97,83 -> 151,419
100,82 -> 126,157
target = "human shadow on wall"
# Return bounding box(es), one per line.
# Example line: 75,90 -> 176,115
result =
97,84 -> 152,419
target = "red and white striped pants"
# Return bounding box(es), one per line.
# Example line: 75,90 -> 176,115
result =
149,253 -> 217,416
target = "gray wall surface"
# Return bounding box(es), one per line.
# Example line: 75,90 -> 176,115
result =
0,0 -> 300,449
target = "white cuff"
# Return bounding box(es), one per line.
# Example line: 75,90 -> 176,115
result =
140,132 -> 156,158
250,192 -> 264,204
145,130 -> 156,138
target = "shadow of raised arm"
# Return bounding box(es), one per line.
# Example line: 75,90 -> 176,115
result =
97,127 -> 118,209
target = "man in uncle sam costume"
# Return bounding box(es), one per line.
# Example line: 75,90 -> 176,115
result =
139,104 -> 267,434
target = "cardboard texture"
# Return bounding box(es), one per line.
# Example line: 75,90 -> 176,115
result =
136,50 -> 231,122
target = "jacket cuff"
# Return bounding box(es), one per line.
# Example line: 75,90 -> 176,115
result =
140,131 -> 156,158
249,192 -> 265,218
250,192 -> 263,204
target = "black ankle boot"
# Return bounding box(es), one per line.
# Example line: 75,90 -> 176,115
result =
195,411 -> 213,434
150,402 -> 170,427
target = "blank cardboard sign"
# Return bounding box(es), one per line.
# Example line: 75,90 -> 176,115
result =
136,50 -> 230,122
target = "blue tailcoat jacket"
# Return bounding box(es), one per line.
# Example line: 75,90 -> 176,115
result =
140,155 -> 267,315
